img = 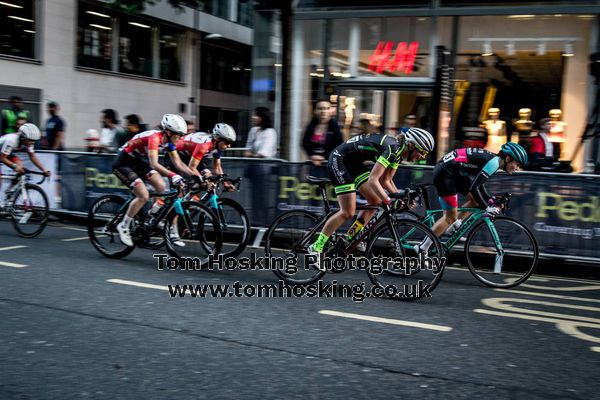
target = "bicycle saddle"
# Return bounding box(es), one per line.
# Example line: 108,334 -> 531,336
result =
306,176 -> 331,185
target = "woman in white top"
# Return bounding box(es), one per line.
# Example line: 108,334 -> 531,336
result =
244,107 -> 277,158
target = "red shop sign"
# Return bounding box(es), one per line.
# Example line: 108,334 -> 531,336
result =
368,41 -> 419,74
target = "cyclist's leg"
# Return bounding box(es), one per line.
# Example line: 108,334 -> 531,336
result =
310,153 -> 357,253
112,153 -> 151,245
457,192 -> 478,220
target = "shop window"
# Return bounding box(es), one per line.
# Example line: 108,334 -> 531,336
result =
453,14 -> 592,162
119,17 -> 154,77
159,25 -> 184,81
77,2 -> 114,70
0,0 -> 37,59
301,19 -> 325,119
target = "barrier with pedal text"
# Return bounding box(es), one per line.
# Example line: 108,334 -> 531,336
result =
51,151 -> 600,261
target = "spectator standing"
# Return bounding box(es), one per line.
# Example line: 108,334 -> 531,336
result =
302,99 -> 343,166
527,118 -> 555,170
1,96 -> 30,135
244,107 -> 277,158
114,114 -> 141,148
99,109 -> 123,153
85,129 -> 101,152
185,119 -> 195,134
399,114 -> 417,133
44,101 -> 65,150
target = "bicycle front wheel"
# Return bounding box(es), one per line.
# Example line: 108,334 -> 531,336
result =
165,201 -> 223,266
87,195 -> 134,258
11,183 -> 49,238
465,216 -> 539,288
264,210 -> 325,285
366,218 -> 445,301
212,197 -> 251,258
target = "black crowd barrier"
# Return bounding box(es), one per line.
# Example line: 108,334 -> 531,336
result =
54,151 -> 600,262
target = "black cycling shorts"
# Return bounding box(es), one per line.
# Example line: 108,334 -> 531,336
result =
112,151 -> 156,188
432,163 -> 471,197
328,151 -> 370,195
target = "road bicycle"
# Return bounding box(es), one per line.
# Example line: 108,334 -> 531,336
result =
0,169 -> 49,238
184,175 -> 250,258
87,179 -> 222,264
401,184 -> 539,288
264,176 -> 445,301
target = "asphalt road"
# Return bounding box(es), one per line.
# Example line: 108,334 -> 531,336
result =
1,220 -> 599,399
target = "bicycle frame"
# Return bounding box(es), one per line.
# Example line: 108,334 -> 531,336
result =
405,208 -> 505,263
296,180 -> 399,257
109,190 -> 193,235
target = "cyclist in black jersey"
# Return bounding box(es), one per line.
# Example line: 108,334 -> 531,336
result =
309,128 -> 435,256
416,142 -> 528,253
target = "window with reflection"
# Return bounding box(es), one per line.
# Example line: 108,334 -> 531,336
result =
300,20 -> 325,123
329,17 -> 433,79
238,0 -> 254,26
0,0 -> 37,59
77,2 -> 114,70
119,17 -> 154,76
201,39 -> 251,95
159,25 -> 184,81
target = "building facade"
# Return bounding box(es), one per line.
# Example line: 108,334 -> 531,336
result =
0,0 -> 254,148
254,1 -> 600,171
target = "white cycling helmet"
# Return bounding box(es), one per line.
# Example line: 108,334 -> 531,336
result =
212,123 -> 236,143
160,114 -> 187,136
19,123 -> 41,141
404,127 -> 434,152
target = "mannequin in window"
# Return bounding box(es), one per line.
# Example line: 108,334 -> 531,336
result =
512,108 -> 534,147
482,107 -> 506,153
548,109 -> 567,159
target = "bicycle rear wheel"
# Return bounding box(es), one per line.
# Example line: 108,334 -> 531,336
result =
264,210 -> 325,285
87,195 -> 134,258
465,216 -> 539,288
11,183 -> 49,238
366,219 -> 445,301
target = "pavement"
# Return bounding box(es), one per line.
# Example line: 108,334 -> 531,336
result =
1,220 -> 599,399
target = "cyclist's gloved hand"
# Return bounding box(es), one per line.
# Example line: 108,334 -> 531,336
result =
172,174 -> 185,187
485,198 -> 501,216
43,170 -> 51,177
14,165 -> 25,175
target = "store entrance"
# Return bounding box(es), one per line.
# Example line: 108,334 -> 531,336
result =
332,85 -> 433,139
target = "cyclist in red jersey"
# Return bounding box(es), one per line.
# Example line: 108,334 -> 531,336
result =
112,114 -> 195,247
175,123 -> 237,191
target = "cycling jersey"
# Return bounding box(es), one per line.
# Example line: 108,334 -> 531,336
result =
434,148 -> 500,208
0,133 -> 34,157
114,130 -> 176,188
176,132 -> 221,162
328,134 -> 405,195
333,133 -> 405,169
120,130 -> 176,158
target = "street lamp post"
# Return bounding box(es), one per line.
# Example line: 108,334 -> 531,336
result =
190,6 -> 199,125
